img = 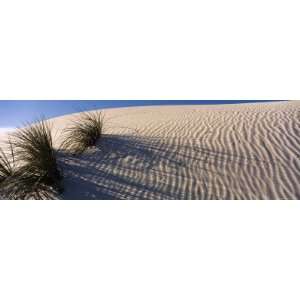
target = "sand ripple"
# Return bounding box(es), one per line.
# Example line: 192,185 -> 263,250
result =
50,101 -> 299,199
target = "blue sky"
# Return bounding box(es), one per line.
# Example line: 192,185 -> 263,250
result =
0,100 -> 283,128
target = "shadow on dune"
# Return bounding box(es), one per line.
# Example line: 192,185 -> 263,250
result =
57,134 -> 277,200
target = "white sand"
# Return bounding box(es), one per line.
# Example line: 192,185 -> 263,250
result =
1,101 -> 300,199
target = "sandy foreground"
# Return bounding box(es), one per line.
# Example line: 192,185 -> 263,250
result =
1,101 -> 300,199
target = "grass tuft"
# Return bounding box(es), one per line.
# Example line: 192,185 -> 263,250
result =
1,119 -> 63,199
61,111 -> 104,154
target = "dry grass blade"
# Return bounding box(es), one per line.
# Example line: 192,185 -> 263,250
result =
0,138 -> 16,183
61,110 -> 104,154
0,147 -> 13,184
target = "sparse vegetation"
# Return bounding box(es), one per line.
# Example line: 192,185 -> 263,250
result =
0,120 -> 62,200
61,111 -> 104,154
0,111 -> 104,199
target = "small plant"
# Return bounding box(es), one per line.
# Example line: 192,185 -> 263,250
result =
5,119 -> 63,199
61,110 -> 104,154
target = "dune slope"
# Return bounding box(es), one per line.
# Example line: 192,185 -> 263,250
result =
1,101 -> 299,199
48,101 -> 299,200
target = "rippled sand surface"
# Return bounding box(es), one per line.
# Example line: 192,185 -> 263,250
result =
1,101 -> 300,199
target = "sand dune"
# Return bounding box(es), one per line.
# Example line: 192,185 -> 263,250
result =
1,101 -> 300,199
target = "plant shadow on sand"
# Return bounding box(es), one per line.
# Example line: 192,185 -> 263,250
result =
58,134 -> 282,200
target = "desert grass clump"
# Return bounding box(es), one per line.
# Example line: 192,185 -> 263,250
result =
61,111 -> 104,154
6,119 -> 63,199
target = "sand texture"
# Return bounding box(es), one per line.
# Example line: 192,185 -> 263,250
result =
1,101 -> 300,199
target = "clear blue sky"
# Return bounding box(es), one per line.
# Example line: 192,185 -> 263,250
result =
0,100 -> 283,128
